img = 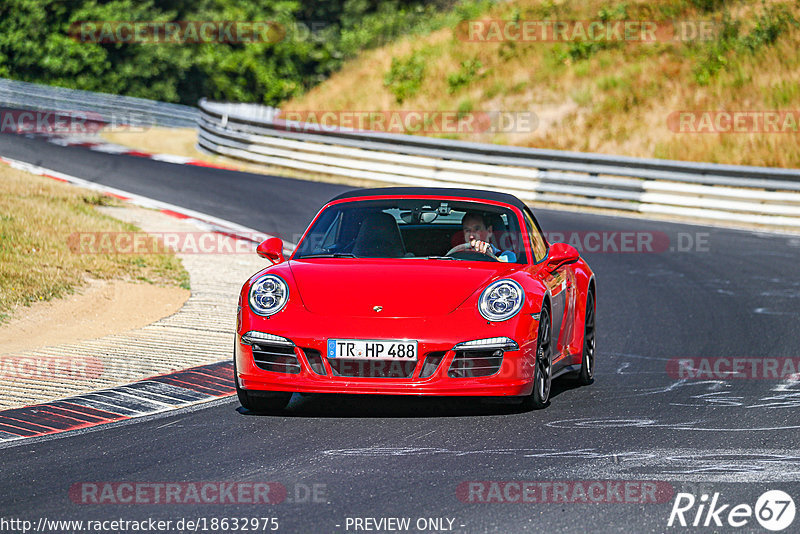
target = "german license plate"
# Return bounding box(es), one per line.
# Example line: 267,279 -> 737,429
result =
327,339 -> 418,361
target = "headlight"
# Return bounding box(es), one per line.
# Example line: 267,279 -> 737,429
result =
248,274 -> 289,316
478,279 -> 524,322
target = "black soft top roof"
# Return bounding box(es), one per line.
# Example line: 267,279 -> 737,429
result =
330,187 -> 529,212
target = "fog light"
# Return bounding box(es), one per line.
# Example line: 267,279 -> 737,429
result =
452,337 -> 518,351
241,331 -> 293,346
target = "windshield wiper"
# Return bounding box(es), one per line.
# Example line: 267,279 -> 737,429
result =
299,253 -> 357,258
425,256 -> 456,260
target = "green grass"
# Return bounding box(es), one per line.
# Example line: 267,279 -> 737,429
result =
767,80 -> 800,106
457,98 -> 475,117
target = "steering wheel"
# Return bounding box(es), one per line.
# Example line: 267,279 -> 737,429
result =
445,243 -> 499,262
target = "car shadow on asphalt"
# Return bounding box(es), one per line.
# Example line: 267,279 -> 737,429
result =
236,376 -> 587,418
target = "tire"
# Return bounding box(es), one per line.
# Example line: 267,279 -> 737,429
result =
234,352 -> 292,414
522,305 -> 552,410
576,290 -> 596,386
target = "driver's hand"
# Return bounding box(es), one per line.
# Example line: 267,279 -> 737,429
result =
470,239 -> 495,256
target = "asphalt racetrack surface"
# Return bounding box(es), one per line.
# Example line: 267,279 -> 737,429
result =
2,132 -> 800,533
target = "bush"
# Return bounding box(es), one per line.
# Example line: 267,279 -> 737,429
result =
0,0 -> 489,106
692,5 -> 797,85
384,50 -> 428,103
447,58 -> 484,94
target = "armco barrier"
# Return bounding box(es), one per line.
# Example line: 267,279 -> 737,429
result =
197,99 -> 800,228
0,78 -> 198,128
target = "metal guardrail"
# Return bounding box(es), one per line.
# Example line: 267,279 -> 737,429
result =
197,99 -> 800,228
0,78 -> 198,128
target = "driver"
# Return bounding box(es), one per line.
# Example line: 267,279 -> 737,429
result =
459,212 -> 517,262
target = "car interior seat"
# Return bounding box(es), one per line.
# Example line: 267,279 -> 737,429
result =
351,212 -> 407,258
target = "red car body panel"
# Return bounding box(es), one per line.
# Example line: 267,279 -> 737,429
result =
235,190 -> 595,398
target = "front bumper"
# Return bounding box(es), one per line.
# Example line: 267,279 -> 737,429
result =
236,308 -> 538,397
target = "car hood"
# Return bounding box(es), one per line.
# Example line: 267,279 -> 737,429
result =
287,259 -> 520,317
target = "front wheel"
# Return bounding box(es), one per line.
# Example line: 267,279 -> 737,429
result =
234,353 -> 291,414
522,306 -> 552,410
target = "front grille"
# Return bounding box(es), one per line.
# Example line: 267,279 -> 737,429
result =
448,349 -> 504,378
301,348 -> 327,376
251,343 -> 301,374
419,351 -> 446,378
329,359 -> 416,378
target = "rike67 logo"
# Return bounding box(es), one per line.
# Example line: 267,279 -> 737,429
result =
668,490 -> 795,531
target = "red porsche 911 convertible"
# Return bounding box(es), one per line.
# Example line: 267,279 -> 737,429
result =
234,187 -> 596,412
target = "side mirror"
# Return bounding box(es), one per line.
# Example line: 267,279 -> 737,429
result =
545,243 -> 579,272
256,237 -> 285,264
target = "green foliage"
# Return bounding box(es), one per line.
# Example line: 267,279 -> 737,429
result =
768,80 -> 800,106
570,87 -> 592,106
82,194 -> 118,207
384,49 -> 428,103
0,0 -> 491,106
456,98 -> 473,116
597,75 -> 622,90
597,3 -> 628,22
564,41 -> 601,61
550,3 -> 629,66
447,58 -> 484,94
689,0 -> 725,13
738,4 -> 797,52
558,39 -> 622,63
692,4 -> 798,85
483,80 -> 504,99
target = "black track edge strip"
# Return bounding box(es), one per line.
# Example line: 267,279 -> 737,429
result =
0,361 -> 235,443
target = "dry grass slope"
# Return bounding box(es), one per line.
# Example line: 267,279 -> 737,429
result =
0,165 -> 189,323
284,0 -> 800,168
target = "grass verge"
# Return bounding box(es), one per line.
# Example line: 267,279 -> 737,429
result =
0,163 -> 190,323
101,127 -> 205,161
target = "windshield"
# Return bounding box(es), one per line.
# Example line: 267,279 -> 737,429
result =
293,199 -> 528,263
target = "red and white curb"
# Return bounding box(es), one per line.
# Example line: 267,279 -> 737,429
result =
0,362 -> 235,444
0,154 -> 296,253
31,132 -> 234,169
0,147 -> 299,439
